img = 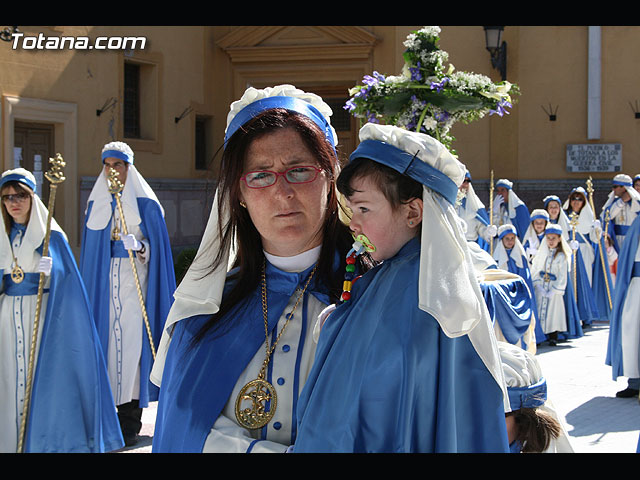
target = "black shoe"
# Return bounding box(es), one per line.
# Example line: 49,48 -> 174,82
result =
123,432 -> 139,447
615,387 -> 639,398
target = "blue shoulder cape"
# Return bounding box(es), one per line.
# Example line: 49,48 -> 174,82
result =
481,273 -> 534,349
79,196 -> 176,407
294,239 -> 509,453
605,213 -> 640,379
152,263 -> 331,453
591,235 -> 613,321
4,231 -> 124,452
512,203 -> 531,242
476,206 -> 491,252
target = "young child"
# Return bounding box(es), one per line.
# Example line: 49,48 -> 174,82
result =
531,224 -> 583,346
294,123 -> 510,453
522,209 -> 549,263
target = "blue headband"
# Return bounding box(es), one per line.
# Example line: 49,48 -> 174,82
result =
224,96 -> 336,149
496,180 -> 512,190
543,195 -> 561,207
0,173 -> 36,193
530,213 -> 549,221
498,226 -> 517,239
349,139 -> 459,205
102,149 -> 133,165
464,171 -> 472,181
613,179 -> 632,187
507,377 -> 547,410
545,224 -> 562,236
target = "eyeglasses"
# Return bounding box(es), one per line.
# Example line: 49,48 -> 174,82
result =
570,196 -> 584,201
2,192 -> 30,203
241,165 -> 322,189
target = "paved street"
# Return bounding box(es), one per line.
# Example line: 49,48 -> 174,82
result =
118,320 -> 639,454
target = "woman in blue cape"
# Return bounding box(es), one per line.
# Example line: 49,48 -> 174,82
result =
150,85 -> 354,453
293,124 -> 510,453
492,178 -> 530,242
0,168 -> 122,453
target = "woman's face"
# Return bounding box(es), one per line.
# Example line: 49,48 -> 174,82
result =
2,185 -> 31,224
546,201 -> 560,220
532,219 -> 547,234
546,233 -> 561,249
239,127 -> 330,257
569,194 -> 585,213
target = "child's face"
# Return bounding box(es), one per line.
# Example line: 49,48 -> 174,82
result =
546,233 -> 560,249
501,233 -> 516,249
546,201 -> 560,220
345,175 -> 417,262
532,219 -> 546,234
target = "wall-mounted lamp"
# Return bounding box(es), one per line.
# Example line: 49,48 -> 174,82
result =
0,26 -> 19,42
175,106 -> 193,124
629,100 -> 640,119
483,26 -> 507,81
542,104 -> 559,121
97,97 -> 117,117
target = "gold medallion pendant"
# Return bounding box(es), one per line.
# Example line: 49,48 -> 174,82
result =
233,261 -> 317,430
235,377 -> 278,429
11,265 -> 24,283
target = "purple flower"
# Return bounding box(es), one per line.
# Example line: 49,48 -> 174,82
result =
344,99 -> 356,112
410,62 -> 423,82
489,99 -> 513,117
430,77 -> 449,93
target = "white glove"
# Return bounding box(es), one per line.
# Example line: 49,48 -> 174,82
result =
123,234 -> 142,251
593,219 -> 601,230
570,240 -> 580,251
38,256 -> 52,276
485,224 -> 498,238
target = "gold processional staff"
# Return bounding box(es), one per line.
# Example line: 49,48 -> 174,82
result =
586,176 -> 612,310
489,170 -> 495,256
106,167 -> 157,361
17,154 -> 66,453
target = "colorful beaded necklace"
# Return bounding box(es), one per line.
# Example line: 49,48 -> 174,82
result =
340,233 -> 375,303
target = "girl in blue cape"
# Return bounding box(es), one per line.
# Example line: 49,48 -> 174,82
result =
530,224 -> 583,346
0,168 -> 123,452
151,85 -> 353,453
294,123 -> 510,453
492,178 -> 530,242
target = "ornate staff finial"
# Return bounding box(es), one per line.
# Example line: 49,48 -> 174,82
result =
107,167 -> 124,195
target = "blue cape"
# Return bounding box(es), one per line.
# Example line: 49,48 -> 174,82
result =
2,230 -> 124,452
294,239 -> 509,453
152,263 -> 331,453
481,274 -> 534,348
572,246 -> 601,324
507,203 -> 531,242
591,235 -> 614,321
605,213 -> 640,379
79,196 -> 176,407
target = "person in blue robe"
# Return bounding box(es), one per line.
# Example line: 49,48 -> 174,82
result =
1,168 -> 123,453
150,85 -> 353,453
605,211 -> 640,398
455,170 -> 496,252
530,224 -> 583,346
600,174 -> 640,254
492,178 -> 530,242
293,123 -> 510,453
492,224 -> 538,350
79,142 -> 175,446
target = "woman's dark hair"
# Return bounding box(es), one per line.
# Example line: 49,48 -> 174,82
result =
191,108 -> 352,343
567,191 -> 586,214
337,157 -> 423,212
1,180 -> 33,233
508,407 -> 562,453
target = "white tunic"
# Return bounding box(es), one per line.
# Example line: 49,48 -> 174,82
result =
202,247 -> 323,453
532,248 -> 568,334
107,207 -> 149,406
620,242 -> 640,378
0,227 -> 48,452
